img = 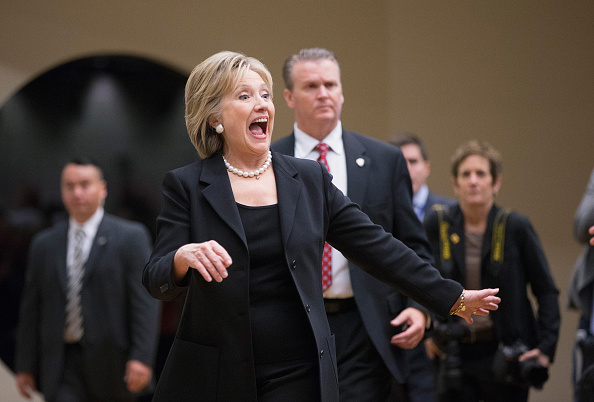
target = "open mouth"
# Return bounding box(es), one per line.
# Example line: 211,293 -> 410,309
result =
249,117 -> 268,136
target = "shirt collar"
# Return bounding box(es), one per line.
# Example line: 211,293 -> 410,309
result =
294,121 -> 344,158
69,207 -> 104,238
413,184 -> 429,210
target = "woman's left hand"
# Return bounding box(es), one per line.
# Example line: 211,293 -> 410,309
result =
454,288 -> 501,324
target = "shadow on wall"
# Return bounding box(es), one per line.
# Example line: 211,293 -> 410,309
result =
0,55 -> 196,385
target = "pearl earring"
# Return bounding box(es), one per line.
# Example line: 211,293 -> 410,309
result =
216,124 -> 224,134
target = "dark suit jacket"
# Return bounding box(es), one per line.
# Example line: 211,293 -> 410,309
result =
273,130 -> 433,383
143,150 -> 462,402
423,192 -> 456,224
15,213 -> 160,401
425,204 -> 560,360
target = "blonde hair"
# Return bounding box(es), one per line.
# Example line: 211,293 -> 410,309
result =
185,51 -> 273,158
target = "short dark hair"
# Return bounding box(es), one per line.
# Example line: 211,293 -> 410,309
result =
66,157 -> 104,180
282,48 -> 340,91
389,132 -> 429,161
450,140 -> 502,180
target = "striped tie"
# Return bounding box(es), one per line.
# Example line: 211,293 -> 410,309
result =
64,228 -> 85,343
315,142 -> 333,291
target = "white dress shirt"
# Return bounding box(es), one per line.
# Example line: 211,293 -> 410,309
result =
412,184 -> 429,222
67,208 -> 104,267
294,122 -> 353,298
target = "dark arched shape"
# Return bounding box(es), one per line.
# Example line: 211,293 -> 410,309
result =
0,55 -> 196,373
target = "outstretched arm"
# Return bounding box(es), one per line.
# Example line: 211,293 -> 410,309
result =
449,288 -> 501,324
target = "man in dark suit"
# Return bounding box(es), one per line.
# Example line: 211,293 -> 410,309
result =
272,48 -> 436,401
389,133 -> 456,223
15,158 -> 160,402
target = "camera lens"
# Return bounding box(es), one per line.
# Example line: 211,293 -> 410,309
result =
520,360 -> 548,389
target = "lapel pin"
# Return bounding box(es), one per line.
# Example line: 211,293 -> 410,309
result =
356,158 -> 365,167
450,233 -> 460,244
97,236 -> 107,245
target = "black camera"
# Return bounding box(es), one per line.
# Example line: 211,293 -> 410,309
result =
432,321 -> 468,393
492,340 -> 549,389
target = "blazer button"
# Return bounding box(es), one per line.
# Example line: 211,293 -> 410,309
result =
320,350 -> 324,358
306,305 -> 311,313
291,260 -> 297,269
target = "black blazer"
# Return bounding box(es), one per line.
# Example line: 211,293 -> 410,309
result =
273,130 -> 434,382
143,150 -> 462,402
15,213 -> 160,401
425,204 -> 560,360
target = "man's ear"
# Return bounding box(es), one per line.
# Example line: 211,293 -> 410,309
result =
284,88 -> 295,109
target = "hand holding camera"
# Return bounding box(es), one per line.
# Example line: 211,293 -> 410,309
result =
492,341 -> 550,389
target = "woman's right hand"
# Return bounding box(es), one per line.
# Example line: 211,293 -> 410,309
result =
453,288 -> 501,324
173,240 -> 232,283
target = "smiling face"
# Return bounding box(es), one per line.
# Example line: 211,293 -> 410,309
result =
215,70 -> 274,163
284,59 -> 344,140
453,154 -> 501,209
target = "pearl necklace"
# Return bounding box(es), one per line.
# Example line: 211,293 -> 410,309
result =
222,151 -> 272,180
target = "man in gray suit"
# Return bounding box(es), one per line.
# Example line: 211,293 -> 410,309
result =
569,168 -> 594,401
273,48 -> 436,401
15,157 -> 160,402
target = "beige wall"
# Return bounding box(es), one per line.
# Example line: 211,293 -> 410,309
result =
1,1 -> 592,401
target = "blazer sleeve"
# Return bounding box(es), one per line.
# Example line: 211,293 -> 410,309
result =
574,168 -> 594,244
321,164 -> 462,318
143,170 -> 194,301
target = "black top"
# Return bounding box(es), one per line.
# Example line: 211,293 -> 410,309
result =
237,203 -> 316,365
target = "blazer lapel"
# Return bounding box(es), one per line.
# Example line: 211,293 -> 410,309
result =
272,151 -> 302,250
200,153 -> 247,244
84,216 -> 109,283
342,130 -> 369,206
56,225 -> 69,294
274,133 -> 296,156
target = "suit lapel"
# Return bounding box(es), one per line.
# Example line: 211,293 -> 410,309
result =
201,153 -> 247,245
342,131 -> 369,206
273,133 -> 296,156
84,216 -> 109,284
56,224 -> 69,294
271,151 -> 302,250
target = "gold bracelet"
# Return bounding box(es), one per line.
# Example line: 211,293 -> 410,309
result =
450,290 -> 466,315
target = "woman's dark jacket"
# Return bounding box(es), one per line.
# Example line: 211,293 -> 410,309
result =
425,203 -> 560,360
143,150 -> 463,402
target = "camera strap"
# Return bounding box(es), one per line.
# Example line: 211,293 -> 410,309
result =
435,204 -> 454,279
436,205 -> 511,284
488,208 -> 511,283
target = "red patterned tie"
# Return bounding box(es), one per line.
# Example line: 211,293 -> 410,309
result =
315,142 -> 332,291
